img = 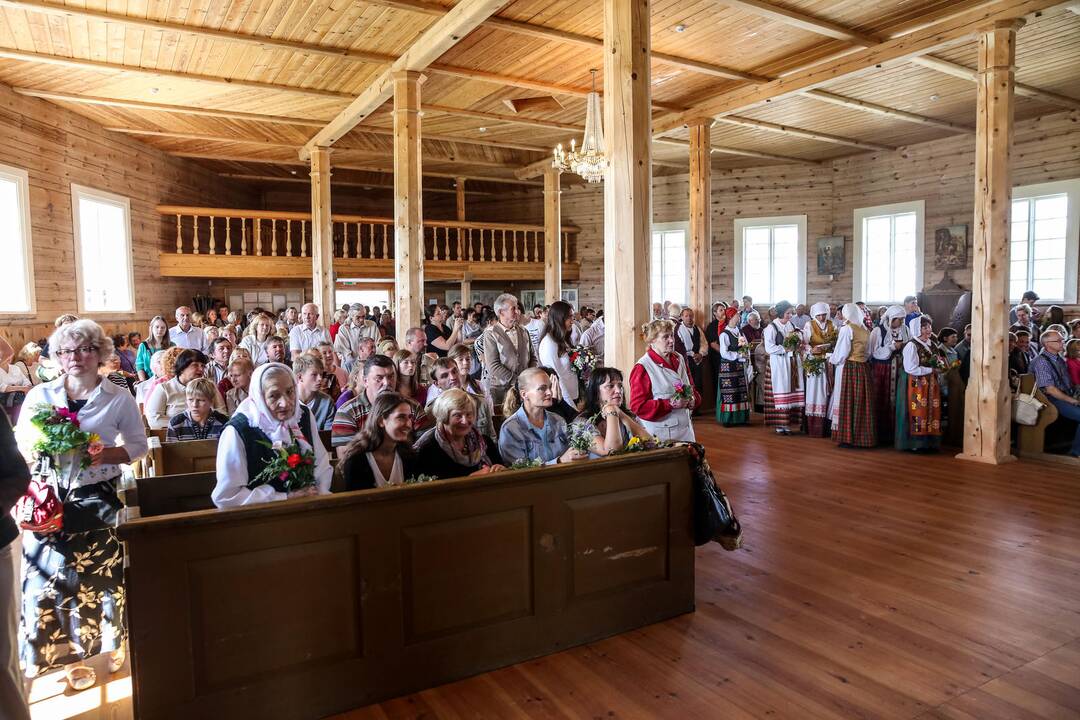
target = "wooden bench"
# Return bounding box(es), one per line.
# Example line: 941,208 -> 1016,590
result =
1015,374 -> 1060,455
118,448 -> 697,719
138,430 -> 335,477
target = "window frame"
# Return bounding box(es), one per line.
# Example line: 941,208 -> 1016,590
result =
1010,179 -> 1080,304
71,183 -> 136,315
733,214 -> 807,306
852,199 -> 925,305
0,163 -> 36,316
650,221 -> 690,306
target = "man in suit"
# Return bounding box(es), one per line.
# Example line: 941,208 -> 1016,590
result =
481,293 -> 538,408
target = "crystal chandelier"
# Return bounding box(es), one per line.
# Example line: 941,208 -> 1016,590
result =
553,69 -> 608,183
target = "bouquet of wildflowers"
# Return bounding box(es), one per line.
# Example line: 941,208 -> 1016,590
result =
782,330 -> 803,353
27,404 -> 102,469
803,354 -> 828,377
404,473 -> 439,484
611,436 -> 670,455
567,418 -> 595,454
671,381 -> 694,404
569,345 -> 599,384
736,335 -> 751,360
249,440 -> 316,492
509,457 -> 543,470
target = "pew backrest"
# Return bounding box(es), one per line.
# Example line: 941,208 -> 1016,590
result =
133,471 -> 218,517
1016,373 -> 1060,455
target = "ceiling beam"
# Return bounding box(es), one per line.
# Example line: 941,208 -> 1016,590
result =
425,104 -> 584,133
910,56 -> 1080,111
651,0 -> 1066,136
654,137 -> 823,166
721,0 -> 882,44
302,0 -> 514,155
219,173 -> 493,195
803,90 -> 976,132
711,115 -> 896,151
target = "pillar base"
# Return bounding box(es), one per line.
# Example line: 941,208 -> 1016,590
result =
954,451 -> 1016,465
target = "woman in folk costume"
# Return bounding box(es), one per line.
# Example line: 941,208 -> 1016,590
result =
868,305 -> 909,445
827,303 -> 877,447
762,301 -> 804,435
895,315 -> 943,452
715,307 -> 751,426
628,319 -> 701,442
802,302 -> 837,437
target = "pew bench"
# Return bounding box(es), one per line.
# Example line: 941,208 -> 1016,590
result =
118,448 -> 697,720
1015,373 -> 1068,456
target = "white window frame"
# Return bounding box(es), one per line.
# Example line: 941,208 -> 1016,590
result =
733,215 -> 807,305
852,200 -> 925,305
1011,179 -> 1080,304
0,163 -> 35,315
71,183 -> 135,315
650,221 -> 690,305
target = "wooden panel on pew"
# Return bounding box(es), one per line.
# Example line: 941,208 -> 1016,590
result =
118,448 -> 696,720
1015,373 -> 1060,456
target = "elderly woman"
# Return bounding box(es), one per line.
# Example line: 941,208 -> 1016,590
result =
240,313 -> 276,366
13,320 -> 147,691
499,367 -> 588,465
166,377 -> 229,442
575,367 -> 651,458
896,315 -> 943,452
223,357 -> 253,415
144,349 -> 225,429
135,315 -> 172,382
212,363 -> 332,507
414,389 -> 503,478
629,319 -> 701,442
762,300 -> 804,436
338,392 -> 418,490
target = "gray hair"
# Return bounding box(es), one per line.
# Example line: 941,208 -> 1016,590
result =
1041,326 -> 1067,343
405,326 -> 426,342
48,319 -> 113,367
493,293 -> 519,315
431,388 -> 477,426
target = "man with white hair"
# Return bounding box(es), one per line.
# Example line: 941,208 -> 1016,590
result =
481,293 -> 537,407
289,302 -> 331,360
1030,327 -> 1080,457
334,304 -> 380,371
169,305 -> 208,352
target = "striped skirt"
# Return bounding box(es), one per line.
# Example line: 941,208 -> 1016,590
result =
833,360 -> 877,447
764,362 -> 803,428
716,359 -> 750,426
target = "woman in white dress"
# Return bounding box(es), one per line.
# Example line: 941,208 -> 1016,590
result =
763,301 -> 804,435
802,302 -> 837,437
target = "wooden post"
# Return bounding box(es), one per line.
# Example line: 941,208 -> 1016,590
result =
310,147 -> 335,322
960,19 -> 1023,465
603,0 -> 651,371
394,70 -> 425,346
455,177 -> 466,221
544,167 -> 562,304
460,272 -> 473,307
688,122 -> 712,322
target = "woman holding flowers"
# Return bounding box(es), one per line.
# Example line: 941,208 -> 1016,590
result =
802,302 -> 837,437
576,367 -> 651,457
629,319 -> 700,442
715,307 -> 751,427
827,303 -> 877,448
212,362 -> 332,507
762,301 -> 804,435
895,315 -> 943,452
499,368 -> 589,465
338,392 -> 418,490
13,319 -> 148,691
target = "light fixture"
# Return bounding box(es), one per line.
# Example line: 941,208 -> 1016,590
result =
552,69 -> 608,184
478,127 -> 488,133
149,87 -> 159,95
674,24 -> 687,32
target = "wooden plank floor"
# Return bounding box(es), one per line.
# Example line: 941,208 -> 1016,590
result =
29,418 -> 1080,719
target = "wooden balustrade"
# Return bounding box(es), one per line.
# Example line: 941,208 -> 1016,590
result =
158,206 -> 578,264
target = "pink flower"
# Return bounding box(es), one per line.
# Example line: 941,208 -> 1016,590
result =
278,471 -> 290,482
86,442 -> 104,457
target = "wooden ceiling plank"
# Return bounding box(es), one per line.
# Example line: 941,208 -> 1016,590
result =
911,55 -> 1080,111
803,89 -> 977,133
711,114 -> 896,151
302,0 -> 514,154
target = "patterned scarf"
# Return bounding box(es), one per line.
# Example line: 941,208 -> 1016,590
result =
434,425 -> 488,468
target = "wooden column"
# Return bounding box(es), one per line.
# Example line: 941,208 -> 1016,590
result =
393,70 -> 425,346
309,147 -> 335,322
603,0 -> 651,371
688,122 -> 712,322
460,272 -> 472,307
960,19 -> 1023,465
455,177 -> 466,221
544,167 -> 562,304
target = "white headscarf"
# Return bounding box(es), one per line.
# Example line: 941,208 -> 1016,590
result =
908,315 -> 930,346
884,305 -> 906,325
234,362 -> 308,447
841,303 -> 863,326
810,302 -> 829,319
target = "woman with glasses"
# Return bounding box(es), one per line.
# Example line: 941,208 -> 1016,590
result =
13,320 -> 148,692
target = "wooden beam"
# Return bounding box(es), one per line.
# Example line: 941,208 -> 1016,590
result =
721,0 -> 881,44
543,168 -> 562,304
961,20 -> 1023,465
460,272 -> 473,306
425,104 -> 584,133
517,157 -> 556,180
310,148 -> 335,322
711,115 -> 896,151
455,178 -> 466,221
603,0 -> 651,372
911,56 -> 1080,111
687,123 -> 712,325
651,0 -> 1065,136
655,137 -> 823,166
803,89 -> 977,133
303,0 -> 513,155
393,71 -> 425,345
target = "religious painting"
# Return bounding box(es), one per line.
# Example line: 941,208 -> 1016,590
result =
934,225 -> 968,269
816,236 -> 845,275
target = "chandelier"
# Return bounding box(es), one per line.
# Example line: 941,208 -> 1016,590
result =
553,69 -> 608,183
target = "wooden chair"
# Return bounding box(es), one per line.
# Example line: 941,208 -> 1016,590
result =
1015,374 -> 1059,455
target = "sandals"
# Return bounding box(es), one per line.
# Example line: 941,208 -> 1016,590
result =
65,665 -> 96,692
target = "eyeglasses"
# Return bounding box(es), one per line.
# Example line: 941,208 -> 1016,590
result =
56,345 -> 98,358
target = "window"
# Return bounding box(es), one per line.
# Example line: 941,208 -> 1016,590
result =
650,223 -> 688,305
1010,179 -> 1080,304
853,200 -> 924,304
72,184 -> 134,313
734,215 -> 806,305
0,164 -> 34,314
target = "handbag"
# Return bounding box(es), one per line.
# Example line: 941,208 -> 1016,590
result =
1012,384 -> 1044,426
13,456 -> 64,534
684,442 -> 742,550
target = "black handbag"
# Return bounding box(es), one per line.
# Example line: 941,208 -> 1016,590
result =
684,442 -> 742,550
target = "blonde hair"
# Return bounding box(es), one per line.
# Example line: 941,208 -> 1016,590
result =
501,366 -> 548,416
431,388 -> 477,426
293,350 -> 325,376
48,319 -> 113,367
191,312 -> 205,328
1065,338 -> 1080,359
159,346 -> 184,378
641,318 -> 675,345
184,377 -> 218,402
376,337 -> 398,356
228,356 -> 254,375
16,342 -> 41,365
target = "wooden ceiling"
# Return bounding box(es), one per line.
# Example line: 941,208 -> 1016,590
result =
1,0 -> 1078,193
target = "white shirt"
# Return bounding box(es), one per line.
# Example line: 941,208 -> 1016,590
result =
524,318 -> 544,352
169,324 -> 208,352
579,317 -> 605,356
718,331 -> 744,362
288,324 -> 331,355
0,362 -> 31,390
365,451 -> 404,487
144,376 -> 226,429
240,335 -> 271,366
14,376 -> 148,487
334,321 -> 380,366
539,335 -> 579,403
903,340 -> 934,377
676,323 -> 696,355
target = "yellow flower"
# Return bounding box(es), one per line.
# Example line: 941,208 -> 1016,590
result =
626,437 -> 641,448
88,433 -> 101,443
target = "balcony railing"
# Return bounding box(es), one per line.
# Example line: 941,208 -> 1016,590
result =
157,206 -> 578,264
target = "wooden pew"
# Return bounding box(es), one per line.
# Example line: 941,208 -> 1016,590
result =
1015,373 -> 1060,455
118,448 -> 697,720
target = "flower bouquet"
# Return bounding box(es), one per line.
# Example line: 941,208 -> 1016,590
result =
610,435 -> 671,456
736,335 -> 751,360
249,440 -> 316,493
404,473 -> 439,485
567,418 -> 596,454
782,330 -> 803,353
671,381 -> 695,405
509,457 -> 543,470
803,354 -> 828,377
569,345 -> 599,384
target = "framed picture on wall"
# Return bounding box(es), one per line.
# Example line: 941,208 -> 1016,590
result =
934,225 -> 968,270
816,236 -> 845,275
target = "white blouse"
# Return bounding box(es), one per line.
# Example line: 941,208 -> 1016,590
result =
828,325 -> 852,366
718,332 -> 745,362
903,340 -> 934,377
239,335 -> 270,366
144,376 -> 226,429
0,362 -> 31,390
539,335 -> 579,402
365,451 -> 404,487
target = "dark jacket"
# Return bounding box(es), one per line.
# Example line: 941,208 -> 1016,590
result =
0,411 -> 31,546
412,428 -> 492,479
340,446 -> 417,491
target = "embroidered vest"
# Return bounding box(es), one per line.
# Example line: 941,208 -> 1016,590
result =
849,324 -> 870,362
226,409 -> 314,484
808,321 -> 837,354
